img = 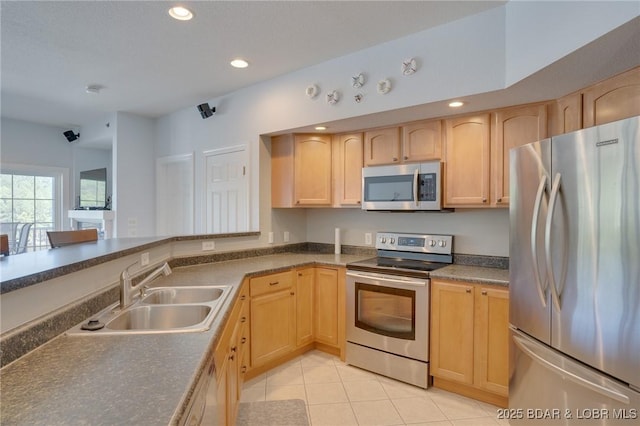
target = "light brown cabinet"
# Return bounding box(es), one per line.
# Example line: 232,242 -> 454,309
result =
491,103 -> 548,206
271,134 -> 332,207
364,122 -> 442,166
552,92 -> 582,136
582,66 -> 640,128
401,119 -> 443,162
314,267 -> 340,347
430,279 -> 509,407
363,127 -> 401,166
443,114 -> 492,207
212,282 -> 250,426
250,270 -> 296,367
333,133 -> 363,206
295,268 -> 315,347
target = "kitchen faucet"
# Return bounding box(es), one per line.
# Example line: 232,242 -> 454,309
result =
120,261 -> 172,309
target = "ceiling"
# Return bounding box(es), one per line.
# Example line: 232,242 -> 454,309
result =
0,1 -> 506,130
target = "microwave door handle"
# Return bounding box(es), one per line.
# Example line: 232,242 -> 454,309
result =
413,169 -> 419,207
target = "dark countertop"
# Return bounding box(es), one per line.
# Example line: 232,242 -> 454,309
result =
0,253 -> 365,425
0,252 -> 508,424
430,264 -> 510,287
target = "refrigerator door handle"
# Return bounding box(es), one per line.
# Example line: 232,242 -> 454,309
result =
513,333 -> 631,405
530,175 -> 548,307
545,172 -> 562,312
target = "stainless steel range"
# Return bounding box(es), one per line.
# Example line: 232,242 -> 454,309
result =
346,231 -> 453,388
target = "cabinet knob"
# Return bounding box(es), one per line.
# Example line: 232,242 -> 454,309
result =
481,290 -> 488,295
229,354 -> 235,361
482,198 -> 487,203
241,337 -> 247,344
240,316 -> 247,323
231,346 -> 237,353
497,198 -> 502,203
241,366 -> 247,373
290,292 -> 295,296
269,281 -> 280,286
404,156 -> 408,160
240,295 -> 246,301
392,157 -> 399,162
466,288 -> 472,293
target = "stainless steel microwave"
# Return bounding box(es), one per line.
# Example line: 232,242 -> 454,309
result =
361,161 -> 443,211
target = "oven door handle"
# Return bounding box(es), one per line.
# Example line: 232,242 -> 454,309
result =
346,271 -> 427,287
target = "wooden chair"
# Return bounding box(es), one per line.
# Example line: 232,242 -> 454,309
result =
47,229 -> 98,248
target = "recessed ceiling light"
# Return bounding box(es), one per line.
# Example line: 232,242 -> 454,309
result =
230,59 -> 249,69
168,6 -> 193,21
315,126 -> 327,131
448,101 -> 465,108
85,85 -> 102,94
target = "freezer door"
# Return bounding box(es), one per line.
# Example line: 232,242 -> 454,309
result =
509,139 -> 552,343
548,116 -> 640,389
509,329 -> 640,425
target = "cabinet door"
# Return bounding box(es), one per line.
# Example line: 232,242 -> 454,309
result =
271,134 -> 295,208
474,286 -> 509,397
583,66 -> 640,127
444,114 -> 491,207
314,267 -> 339,347
333,133 -> 363,206
296,268 -> 315,347
250,289 -> 296,367
492,104 -> 547,206
430,280 -> 475,384
215,359 -> 228,426
294,134 -> 332,206
553,92 -> 582,136
227,321 -> 240,426
363,127 -> 401,166
401,120 -> 442,162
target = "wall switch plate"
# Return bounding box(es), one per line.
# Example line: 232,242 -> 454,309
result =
140,252 -> 149,266
268,232 -> 274,244
283,231 -> 290,242
365,233 -> 372,245
202,241 -> 215,251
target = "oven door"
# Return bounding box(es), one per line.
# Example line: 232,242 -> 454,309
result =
346,270 -> 429,361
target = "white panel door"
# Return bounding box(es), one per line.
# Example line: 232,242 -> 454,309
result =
156,153 -> 194,235
204,147 -> 248,233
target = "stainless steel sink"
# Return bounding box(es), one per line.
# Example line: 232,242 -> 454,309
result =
66,285 -> 231,336
141,286 -> 225,305
106,305 -> 212,331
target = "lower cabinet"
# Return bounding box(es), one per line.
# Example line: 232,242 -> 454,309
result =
430,279 -> 509,407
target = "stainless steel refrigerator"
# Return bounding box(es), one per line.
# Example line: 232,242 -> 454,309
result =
509,116 -> 640,424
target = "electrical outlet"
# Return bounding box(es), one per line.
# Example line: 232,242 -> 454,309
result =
268,232 -> 274,244
283,231 -> 290,242
202,241 -> 215,251
140,252 -> 149,266
365,233 -> 372,245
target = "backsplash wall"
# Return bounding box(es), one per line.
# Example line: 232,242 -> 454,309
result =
305,208 -> 509,257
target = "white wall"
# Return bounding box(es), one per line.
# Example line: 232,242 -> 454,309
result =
113,112 -> 156,237
1,118 -> 73,169
505,1 -> 640,85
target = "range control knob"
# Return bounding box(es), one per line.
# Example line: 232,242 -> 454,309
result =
428,240 -> 437,247
389,238 -> 395,244
438,240 -> 447,248
380,237 -> 387,244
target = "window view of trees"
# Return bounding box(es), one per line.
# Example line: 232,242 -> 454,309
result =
0,173 -> 56,252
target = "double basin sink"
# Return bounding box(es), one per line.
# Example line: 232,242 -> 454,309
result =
66,285 -> 231,336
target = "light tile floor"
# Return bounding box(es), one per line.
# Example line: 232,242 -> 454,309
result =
241,350 -> 509,426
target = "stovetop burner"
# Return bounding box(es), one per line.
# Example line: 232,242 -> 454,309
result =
346,231 -> 454,278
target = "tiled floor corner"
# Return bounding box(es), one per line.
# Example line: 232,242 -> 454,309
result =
241,350 -> 508,426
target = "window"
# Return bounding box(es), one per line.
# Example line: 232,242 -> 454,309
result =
0,165 -> 65,252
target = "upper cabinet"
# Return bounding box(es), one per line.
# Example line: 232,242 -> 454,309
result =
363,127 -> 401,166
363,121 -> 443,166
582,66 -> 640,128
333,133 -> 363,207
491,103 -> 548,206
444,114 -> 491,207
271,134 -> 332,207
551,92 -> 582,136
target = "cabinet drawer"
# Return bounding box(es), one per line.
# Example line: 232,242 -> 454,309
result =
250,270 -> 294,297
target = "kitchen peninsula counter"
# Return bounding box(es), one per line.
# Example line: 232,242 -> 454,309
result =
0,252 -> 367,425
